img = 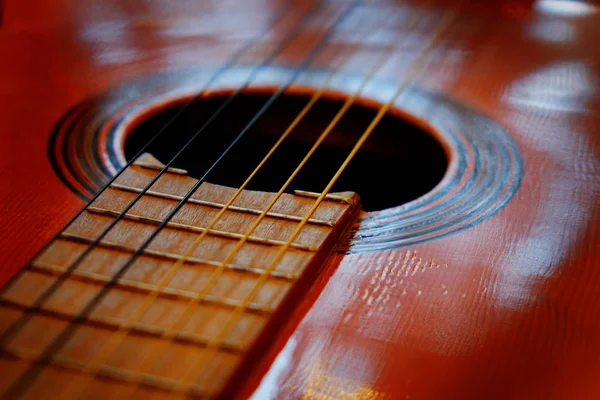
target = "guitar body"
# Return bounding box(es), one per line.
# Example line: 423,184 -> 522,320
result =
1,0 -> 600,398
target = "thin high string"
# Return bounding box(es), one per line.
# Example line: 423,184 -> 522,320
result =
0,0 -> 311,348
122,3 -> 463,397
170,3 -> 466,397
0,1 -> 365,398
57,9 -> 395,400
0,0 -> 294,308
71,13 -> 415,400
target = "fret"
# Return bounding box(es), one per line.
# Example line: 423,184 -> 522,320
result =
0,346 -> 221,397
0,304 -> 245,396
109,183 -> 336,227
109,156 -> 350,225
34,236 -> 307,290
1,292 -> 269,356
134,162 -> 188,175
82,208 -> 318,252
27,262 -> 284,312
3,269 -> 287,319
294,189 -> 357,205
34,238 -> 300,280
0,303 -> 251,353
85,187 -> 334,249
57,215 -> 313,276
0,153 -> 360,398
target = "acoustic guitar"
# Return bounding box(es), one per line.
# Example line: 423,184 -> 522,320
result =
1,0 -> 599,398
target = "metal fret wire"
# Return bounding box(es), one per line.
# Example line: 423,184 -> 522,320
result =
0,1 -> 364,397
5,0 -> 460,396
1,300 -> 258,352
1,1 -> 464,398
1,345 -> 209,396
38,238 -> 299,280
99,184 -> 335,226
171,4 -> 466,398
123,1 -> 462,397
8,265 -> 278,314
64,212 -> 318,251
63,6 -> 401,399
0,0 -> 299,347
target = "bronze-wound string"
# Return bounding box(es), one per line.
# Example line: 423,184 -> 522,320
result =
0,1 -> 366,397
0,0 -> 346,350
59,0 -> 454,396
131,3 -> 464,398
170,3 -> 467,398
0,0 -> 296,324
60,7 -> 406,399
0,0 -> 311,348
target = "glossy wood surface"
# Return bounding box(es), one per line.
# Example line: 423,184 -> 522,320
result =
1,0 -> 600,398
0,154 -> 359,398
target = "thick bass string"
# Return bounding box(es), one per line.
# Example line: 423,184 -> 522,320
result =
0,0 -> 365,397
0,0 -> 297,350
55,7 -> 401,399
3,0 -> 465,397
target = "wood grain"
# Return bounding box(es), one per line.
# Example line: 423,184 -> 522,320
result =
0,0 -> 599,399
0,154 -> 360,398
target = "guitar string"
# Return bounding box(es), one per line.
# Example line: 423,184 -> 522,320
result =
0,0 -> 312,347
58,0 -> 458,394
8,0 -> 460,394
64,5 -> 410,399
0,1 -> 366,397
0,0 -> 325,349
169,3 -> 466,398
127,2 -> 465,398
0,0 -> 295,309
61,5 -> 386,398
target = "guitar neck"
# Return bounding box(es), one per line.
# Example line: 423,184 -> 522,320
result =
0,154 -> 360,398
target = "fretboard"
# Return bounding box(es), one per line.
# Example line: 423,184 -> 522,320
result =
0,154 -> 359,398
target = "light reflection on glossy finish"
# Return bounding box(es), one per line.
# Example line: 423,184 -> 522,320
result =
300,359 -> 385,400
1,0 -> 600,398
528,18 -> 575,43
506,61 -> 598,112
249,338 -> 298,400
245,1 -> 600,398
536,0 -> 598,16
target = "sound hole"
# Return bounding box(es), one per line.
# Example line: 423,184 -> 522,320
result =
124,91 -> 447,212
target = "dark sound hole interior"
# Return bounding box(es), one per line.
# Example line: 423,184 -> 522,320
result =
124,91 -> 447,212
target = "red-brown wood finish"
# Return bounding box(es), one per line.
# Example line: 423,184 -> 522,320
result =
1,0 -> 600,398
